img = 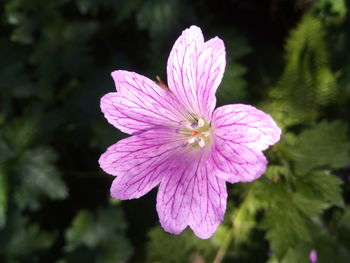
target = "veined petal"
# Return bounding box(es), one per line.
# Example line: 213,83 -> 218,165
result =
101,70 -> 185,135
210,104 -> 280,183
99,128 -> 184,199
212,104 -> 281,151
167,26 -> 226,120
156,154 -> 227,239
208,136 -> 268,183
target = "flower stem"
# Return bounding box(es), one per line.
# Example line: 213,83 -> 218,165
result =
213,229 -> 234,263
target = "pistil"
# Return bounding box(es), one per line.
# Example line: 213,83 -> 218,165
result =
185,118 -> 211,148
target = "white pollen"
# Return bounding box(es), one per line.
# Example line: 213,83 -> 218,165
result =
188,137 -> 196,144
198,118 -> 205,127
198,138 -> 205,148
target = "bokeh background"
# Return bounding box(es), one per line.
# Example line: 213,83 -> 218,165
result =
1,0 -> 350,262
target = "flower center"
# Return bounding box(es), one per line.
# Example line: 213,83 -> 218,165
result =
184,118 -> 211,148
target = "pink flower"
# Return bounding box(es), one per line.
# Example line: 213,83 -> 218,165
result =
99,26 -> 281,239
309,249 -> 317,263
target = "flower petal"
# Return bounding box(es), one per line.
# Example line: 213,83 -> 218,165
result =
210,104 -> 281,183
101,70 -> 185,134
208,136 -> 268,183
167,25 -> 226,120
212,104 -> 281,151
99,128 -> 184,199
156,155 -> 227,239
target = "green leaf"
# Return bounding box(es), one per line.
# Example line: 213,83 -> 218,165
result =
146,227 -> 215,263
65,206 -> 133,262
291,192 -> 329,217
281,243 -> 312,263
261,204 -> 312,259
296,171 -> 344,208
264,165 -> 292,181
65,210 -> 94,250
338,207 -> 350,230
7,223 -> 55,256
0,51 -> 35,98
262,14 -> 339,127
15,147 -> 68,210
292,121 -> 350,174
76,0 -> 140,18
315,0 -> 347,22
218,62 -> 248,104
137,0 -> 185,39
217,31 -> 251,104
0,214 -> 55,260
313,231 -> 350,263
1,117 -> 38,153
0,166 -> 8,228
114,0 -> 143,24
258,181 -> 320,259
230,182 -> 265,246
96,235 -> 133,263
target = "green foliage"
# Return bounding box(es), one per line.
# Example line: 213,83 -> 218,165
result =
146,227 -> 215,263
137,0 -> 183,39
315,0 -> 347,24
0,214 -> 55,262
64,206 -> 132,263
230,182 -> 263,246
262,14 -> 339,128
229,168 -> 345,261
248,4 -> 349,261
296,171 -> 344,208
280,243 -> 312,263
0,167 -> 8,228
15,147 -> 68,210
217,30 -> 252,104
292,121 -> 350,174
338,206 -> 350,230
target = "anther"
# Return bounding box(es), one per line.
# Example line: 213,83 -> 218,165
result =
197,118 -> 205,127
188,137 -> 196,144
191,122 -> 198,128
198,138 -> 205,148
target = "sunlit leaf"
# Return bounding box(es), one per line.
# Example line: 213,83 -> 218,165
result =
292,121 -> 350,174
15,147 -> 68,210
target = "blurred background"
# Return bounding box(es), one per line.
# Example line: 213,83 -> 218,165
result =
1,0 -> 350,262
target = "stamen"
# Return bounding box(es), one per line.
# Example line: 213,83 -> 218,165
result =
191,122 -> 198,128
186,121 -> 194,129
198,138 -> 205,148
197,118 -> 205,127
188,137 -> 196,144
181,118 -> 210,149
